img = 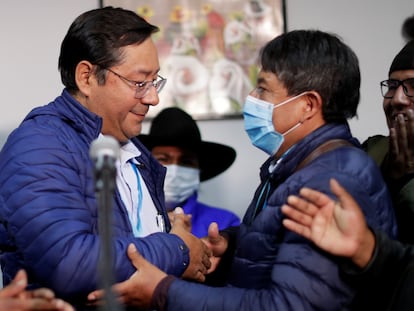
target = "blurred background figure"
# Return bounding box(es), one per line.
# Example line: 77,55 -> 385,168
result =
0,269 -> 74,311
362,40 -> 414,243
140,107 -> 240,237
402,13 -> 414,42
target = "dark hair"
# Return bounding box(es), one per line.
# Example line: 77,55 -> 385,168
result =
402,14 -> 414,42
260,29 -> 360,123
58,6 -> 159,92
388,40 -> 414,75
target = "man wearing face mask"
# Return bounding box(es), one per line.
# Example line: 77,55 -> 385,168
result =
87,30 -> 397,311
139,107 -> 240,238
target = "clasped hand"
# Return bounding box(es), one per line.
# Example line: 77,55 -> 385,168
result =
88,221 -> 229,309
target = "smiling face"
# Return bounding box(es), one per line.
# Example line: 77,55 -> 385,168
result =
383,69 -> 414,129
78,37 -> 162,143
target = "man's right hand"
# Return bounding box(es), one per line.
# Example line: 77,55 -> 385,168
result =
281,178 -> 375,269
201,222 -> 229,273
386,109 -> 414,179
170,216 -> 211,282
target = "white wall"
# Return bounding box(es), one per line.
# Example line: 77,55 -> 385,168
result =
0,0 -> 413,219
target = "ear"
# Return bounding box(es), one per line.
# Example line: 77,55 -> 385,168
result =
75,60 -> 95,97
301,91 -> 323,122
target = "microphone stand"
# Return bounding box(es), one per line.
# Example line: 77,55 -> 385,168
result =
95,157 -> 123,311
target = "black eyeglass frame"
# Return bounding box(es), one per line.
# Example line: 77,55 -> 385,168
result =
380,78 -> 414,99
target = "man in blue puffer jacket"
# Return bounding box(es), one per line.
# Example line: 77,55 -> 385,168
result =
0,7 -> 211,310
87,30 -> 398,311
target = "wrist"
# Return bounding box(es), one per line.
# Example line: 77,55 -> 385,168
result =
351,228 -> 376,269
151,275 -> 176,311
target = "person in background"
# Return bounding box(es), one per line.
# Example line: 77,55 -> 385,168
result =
281,178 -> 414,311
0,7 -> 211,310
87,29 -> 397,311
139,107 -> 240,238
362,40 -> 414,243
0,270 -> 74,311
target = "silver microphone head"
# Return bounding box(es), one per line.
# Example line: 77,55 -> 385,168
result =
89,135 -> 120,169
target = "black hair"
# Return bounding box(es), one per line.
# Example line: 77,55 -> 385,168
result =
402,14 -> 414,42
58,6 -> 159,92
388,40 -> 414,75
260,29 -> 360,123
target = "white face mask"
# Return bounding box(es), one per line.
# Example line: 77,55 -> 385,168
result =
164,164 -> 200,210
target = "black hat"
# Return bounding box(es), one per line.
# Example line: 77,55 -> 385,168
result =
139,107 -> 236,181
389,40 -> 414,75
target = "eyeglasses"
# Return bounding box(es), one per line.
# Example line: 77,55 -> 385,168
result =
380,78 -> 414,99
105,68 -> 167,99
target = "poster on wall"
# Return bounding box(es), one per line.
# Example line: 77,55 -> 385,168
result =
100,0 -> 286,120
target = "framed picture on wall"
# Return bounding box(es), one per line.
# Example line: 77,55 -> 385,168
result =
100,0 -> 286,120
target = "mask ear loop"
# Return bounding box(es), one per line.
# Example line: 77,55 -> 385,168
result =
280,92 -> 312,136
272,91 -> 309,110
281,121 -> 302,136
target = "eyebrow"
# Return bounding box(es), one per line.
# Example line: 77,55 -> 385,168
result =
256,77 -> 272,91
134,68 -> 161,77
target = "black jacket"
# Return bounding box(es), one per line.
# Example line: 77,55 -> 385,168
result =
342,229 -> 414,310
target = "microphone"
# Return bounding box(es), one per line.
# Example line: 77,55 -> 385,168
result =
90,135 -> 120,171
90,135 -> 120,191
89,135 -> 123,311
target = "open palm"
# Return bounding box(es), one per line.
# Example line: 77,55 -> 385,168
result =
282,179 -> 373,266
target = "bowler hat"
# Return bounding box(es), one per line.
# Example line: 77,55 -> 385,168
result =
139,107 -> 236,181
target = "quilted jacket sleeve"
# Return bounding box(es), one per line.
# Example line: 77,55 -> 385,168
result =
0,127 -> 189,300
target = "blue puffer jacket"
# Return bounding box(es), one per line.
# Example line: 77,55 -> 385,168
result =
163,123 -> 397,311
0,90 -> 190,305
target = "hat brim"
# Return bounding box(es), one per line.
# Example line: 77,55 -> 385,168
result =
139,135 -> 236,181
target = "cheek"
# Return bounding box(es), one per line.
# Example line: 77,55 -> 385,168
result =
105,92 -> 134,114
383,100 -> 391,116
273,107 -> 297,128
99,96 -> 135,128
383,100 -> 393,127
383,99 -> 388,110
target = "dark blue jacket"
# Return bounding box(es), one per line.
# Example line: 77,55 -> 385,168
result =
0,90 -> 190,305
163,123 -> 397,311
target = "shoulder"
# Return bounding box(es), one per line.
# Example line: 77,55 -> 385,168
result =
362,134 -> 388,148
362,135 -> 389,166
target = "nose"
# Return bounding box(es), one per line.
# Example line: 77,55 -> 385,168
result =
140,86 -> 160,106
390,85 -> 411,106
249,88 -> 259,97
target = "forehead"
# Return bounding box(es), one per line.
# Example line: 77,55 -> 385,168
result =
152,146 -> 197,157
117,38 -> 160,74
389,69 -> 414,80
257,70 -> 277,84
257,70 -> 284,88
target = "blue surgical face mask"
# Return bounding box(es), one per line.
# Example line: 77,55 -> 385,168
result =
243,93 -> 306,155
